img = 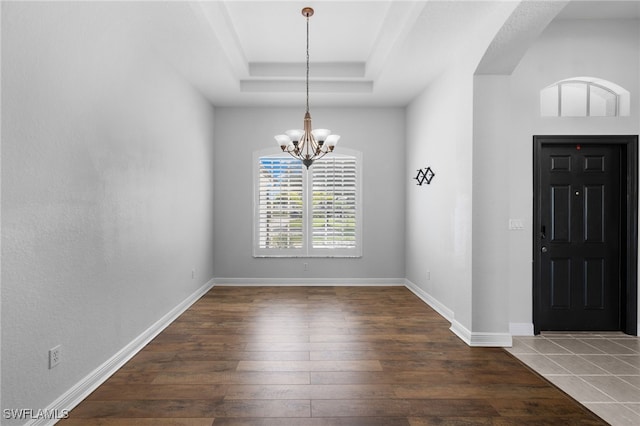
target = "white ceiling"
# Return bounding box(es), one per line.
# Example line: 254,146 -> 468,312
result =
145,0 -> 640,108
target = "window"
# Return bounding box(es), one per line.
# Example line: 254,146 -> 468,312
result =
540,77 -> 630,117
254,150 -> 362,257
256,157 -> 304,251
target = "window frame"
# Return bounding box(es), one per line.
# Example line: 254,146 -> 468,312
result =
540,77 -> 630,117
253,148 -> 362,258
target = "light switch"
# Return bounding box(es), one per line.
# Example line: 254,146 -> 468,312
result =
509,219 -> 525,230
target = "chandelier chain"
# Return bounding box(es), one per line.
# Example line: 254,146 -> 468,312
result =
273,7 -> 339,169
306,14 -> 310,113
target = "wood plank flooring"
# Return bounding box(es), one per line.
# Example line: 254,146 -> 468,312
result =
59,286 -> 605,425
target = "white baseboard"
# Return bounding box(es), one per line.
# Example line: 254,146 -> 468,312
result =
214,277 -> 405,286
29,278 -> 215,426
403,279 -> 454,322
509,322 -> 534,336
450,319 -> 473,345
403,280 -> 512,347
470,332 -> 513,347
451,320 -> 512,347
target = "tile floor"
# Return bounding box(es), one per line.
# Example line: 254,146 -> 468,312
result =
507,332 -> 640,426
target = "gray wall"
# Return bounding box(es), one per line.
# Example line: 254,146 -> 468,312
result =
404,2 -> 517,339
405,65 -> 475,331
472,18 -> 640,335
472,75 -> 513,335
213,107 -> 405,282
407,14 -> 640,340
507,18 -> 638,332
2,3 -> 639,423
1,2 -> 216,421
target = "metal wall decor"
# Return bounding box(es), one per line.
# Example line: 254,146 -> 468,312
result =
414,167 -> 435,185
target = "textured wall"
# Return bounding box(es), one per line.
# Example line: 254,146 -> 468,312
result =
506,18 -> 640,331
471,74 -> 512,334
213,107 -> 405,281
405,2 -> 518,338
472,17 -> 640,335
405,66 -> 474,331
1,2 -> 216,420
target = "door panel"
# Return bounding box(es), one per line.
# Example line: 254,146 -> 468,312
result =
537,143 -> 621,331
584,258 -> 605,309
584,185 -> 604,242
551,185 -> 571,242
550,258 -> 571,308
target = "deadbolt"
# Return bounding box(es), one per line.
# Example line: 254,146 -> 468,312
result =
541,246 -> 548,253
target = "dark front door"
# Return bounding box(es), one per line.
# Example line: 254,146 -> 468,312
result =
535,140 -> 623,332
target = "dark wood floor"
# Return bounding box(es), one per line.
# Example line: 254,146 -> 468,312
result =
60,286 -> 605,425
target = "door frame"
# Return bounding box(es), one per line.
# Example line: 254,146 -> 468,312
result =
533,135 -> 638,335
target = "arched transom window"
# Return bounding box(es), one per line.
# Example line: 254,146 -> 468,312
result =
540,77 -> 630,117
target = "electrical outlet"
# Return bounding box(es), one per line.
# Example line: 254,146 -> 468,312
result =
191,269 -> 195,279
303,263 -> 308,271
49,345 -> 61,369
426,270 -> 431,280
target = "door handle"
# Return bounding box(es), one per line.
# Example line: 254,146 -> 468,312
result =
541,246 -> 548,253
541,225 -> 546,239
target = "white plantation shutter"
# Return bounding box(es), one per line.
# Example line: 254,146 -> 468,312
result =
312,156 -> 357,249
254,151 -> 361,257
257,158 -> 303,250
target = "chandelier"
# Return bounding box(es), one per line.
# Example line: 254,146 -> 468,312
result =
274,7 -> 340,169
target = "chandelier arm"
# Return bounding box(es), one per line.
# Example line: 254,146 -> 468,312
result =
300,134 -> 318,160
312,150 -> 330,162
285,151 -> 302,163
